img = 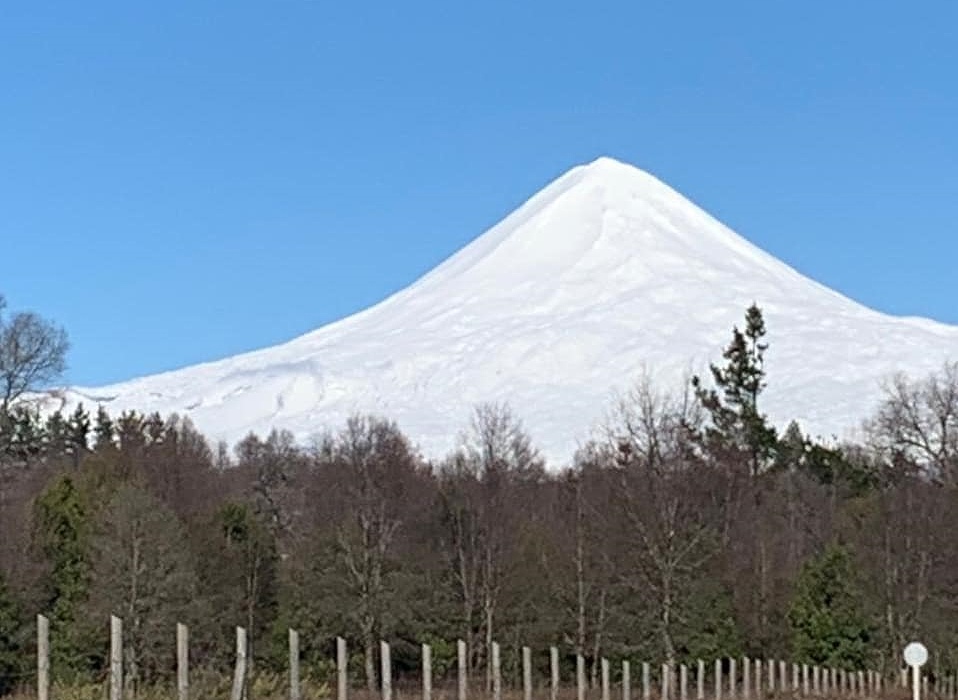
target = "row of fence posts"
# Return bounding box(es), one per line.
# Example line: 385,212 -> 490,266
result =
32,614 -> 958,700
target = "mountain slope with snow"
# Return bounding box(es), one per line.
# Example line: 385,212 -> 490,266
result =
57,157 -> 958,463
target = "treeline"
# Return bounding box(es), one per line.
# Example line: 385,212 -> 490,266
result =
1,304 -> 957,695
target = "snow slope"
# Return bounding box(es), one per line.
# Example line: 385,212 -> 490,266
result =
55,157 -> 958,463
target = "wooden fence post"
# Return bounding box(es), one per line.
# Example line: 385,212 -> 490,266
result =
768,660 -> 774,693
37,615 -> 49,700
602,658 -> 611,700
110,615 -> 123,700
288,629 -> 300,700
577,654 -> 586,700
458,640 -> 468,700
230,626 -> 247,700
715,659 -> 722,700
743,658 -> 750,700
642,662 -> 650,700
623,661 -> 631,700
492,642 -> 502,700
380,641 -> 392,700
551,647 -> 560,700
754,660 -> 761,697
729,659 -> 736,700
423,643 -> 432,700
337,637 -> 348,700
680,664 -> 688,700
524,647 -> 533,700
697,660 -> 705,700
801,664 -> 808,696
177,623 -> 189,700
662,664 -> 671,700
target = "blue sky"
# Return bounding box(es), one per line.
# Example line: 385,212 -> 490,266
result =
2,1 -> 956,386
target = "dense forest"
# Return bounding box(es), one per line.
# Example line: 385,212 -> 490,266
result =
1,294 -> 957,696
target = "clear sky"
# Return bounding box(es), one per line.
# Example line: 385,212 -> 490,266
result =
2,1 -> 956,386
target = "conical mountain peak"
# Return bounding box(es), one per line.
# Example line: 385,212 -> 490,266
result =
56,158 -> 958,464
403,156 -> 815,309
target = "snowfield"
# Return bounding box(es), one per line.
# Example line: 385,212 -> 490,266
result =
52,157 -> 958,464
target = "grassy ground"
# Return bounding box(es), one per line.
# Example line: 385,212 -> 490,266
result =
3,679 -> 927,700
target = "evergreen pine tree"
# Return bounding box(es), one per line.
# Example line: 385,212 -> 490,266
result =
32,475 -> 93,678
93,407 -> 115,453
0,406 -> 44,464
66,404 -> 91,467
788,543 -> 871,668
43,411 -> 69,457
692,304 -> 778,475
775,421 -> 878,494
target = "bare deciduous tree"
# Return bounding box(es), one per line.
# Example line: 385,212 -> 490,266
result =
542,450 -> 615,687
332,415 -> 420,692
604,370 -> 703,471
85,483 -> 199,691
604,376 -> 716,663
459,402 -> 544,477
236,428 -> 303,543
0,297 -> 68,576
0,295 -> 69,413
868,362 -> 958,483
438,402 -> 544,686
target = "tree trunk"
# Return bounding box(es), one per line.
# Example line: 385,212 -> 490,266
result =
591,588 -> 607,689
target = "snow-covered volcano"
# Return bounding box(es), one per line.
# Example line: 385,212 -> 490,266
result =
57,157 -> 958,463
